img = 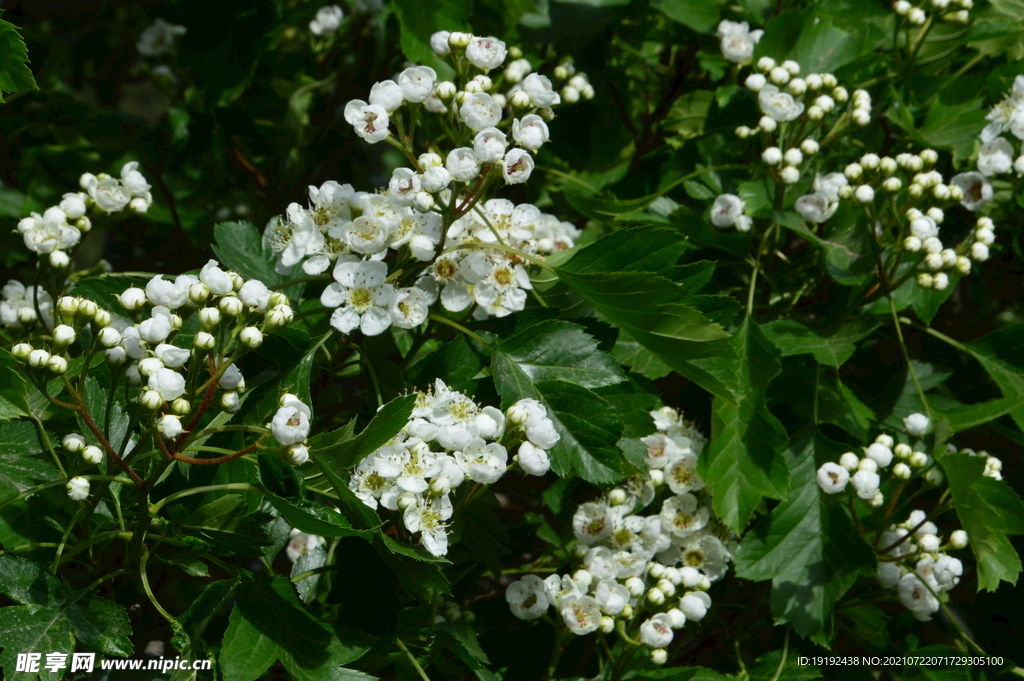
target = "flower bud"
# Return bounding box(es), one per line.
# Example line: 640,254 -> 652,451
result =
955,256 -> 971,275
950,530 -> 968,549
199,307 -> 222,329
599,617 -> 615,634
759,115 -> 778,132
63,433 -> 86,452
920,149 -> 938,165
854,185 -> 875,203
909,451 -> 929,468
649,562 -> 666,578
646,587 -> 665,605
769,66 -> 789,85
903,236 -> 922,252
97,327 -> 121,348
12,343 -> 32,360
924,467 -> 944,485
82,445 -> 103,465
510,89 -> 532,109
106,346 -> 127,366
194,331 -> 216,350
58,296 -> 79,319
893,462 -> 912,479
894,443 -> 912,458
932,184 -> 950,200
625,577 -> 645,597
784,148 -> 803,166
882,177 -> 902,192
649,469 -> 665,486
780,167 -> 801,184
53,324 -> 77,347
66,476 -> 90,501
119,287 -> 147,311
93,309 -> 112,328
608,488 -> 628,506
657,579 -> 676,597
266,304 -> 295,329
845,163 -> 863,180
787,78 -> 807,96
240,326 -> 263,348
78,299 -> 98,318
651,649 -> 668,665
17,307 -> 37,324
800,139 -> 819,155
762,147 -> 782,166
28,349 -> 51,368
171,398 -> 191,416
140,390 -> 164,410
839,452 -> 860,471
917,273 -> 934,288
220,391 -> 240,413
157,414 -> 183,439
735,125 -> 752,138
47,355 -> 68,374
139,357 -> 164,377
219,296 -> 243,316
757,56 -> 776,72
868,491 -> 885,508
49,251 -> 70,268
189,282 -> 210,305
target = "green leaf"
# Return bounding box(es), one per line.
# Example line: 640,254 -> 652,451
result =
762,318 -> 879,367
63,592 -> 133,657
181,495 -> 272,556
937,453 -> 1024,590
0,348 -> 31,420
392,0 -> 472,81
736,430 -> 875,645
554,228 -> 737,399
0,14 -> 37,103
661,91 -> 715,147
957,324 -> 1024,432
0,420 -> 58,498
492,322 -> 631,484
212,221 -> 292,287
220,600 -> 281,681
313,393 -> 417,471
787,19 -> 868,73
610,331 -> 673,380
0,606 -> 76,681
173,577 -> 239,657
263,491 -> 373,538
293,544 -> 328,602
651,0 -> 719,31
919,96 -> 988,165
700,318 -> 789,533
0,554 -> 67,607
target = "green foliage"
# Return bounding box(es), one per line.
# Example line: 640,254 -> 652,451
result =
0,12 -> 37,103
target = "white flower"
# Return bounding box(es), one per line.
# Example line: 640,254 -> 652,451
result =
897,573 -> 940,621
157,414 -> 183,439
664,452 -> 702,494
387,286 -> 429,329
877,561 -> 901,589
369,80 -> 404,112
573,501 -> 614,544
716,20 -> 763,63
851,469 -> 880,500
679,591 -> 710,621
121,162 -> 151,197
473,127 -> 507,163
795,192 -> 836,223
517,441 -> 550,476
978,137 -> 1014,176
200,259 -> 233,295
817,462 -> 850,493
506,575 -> 550,619
525,412 -> 559,449
465,36 -> 507,70
502,149 -> 534,184
461,93 -> 502,131
660,493 -> 709,538
154,343 -> 191,368
594,578 -> 630,615
271,396 -> 312,445
430,31 -> 451,55
560,595 -> 601,635
321,260 -> 394,336
344,100 -> 390,143
286,529 -> 325,562
146,274 -> 192,309
758,85 -> 804,122
641,433 -> 681,469
512,114 -> 549,150
67,476 -> 90,501
148,368 -> 186,401
981,75 -> 1024,142
455,438 -> 507,483
710,194 -> 744,228
421,166 -> 451,193
950,172 -> 992,211
522,73 -> 560,107
865,443 -> 893,468
238,280 -> 272,312
137,18 -> 186,57
387,168 -> 421,206
219,363 -> 244,390
446,147 -> 481,182
403,495 -> 452,556
139,308 -> 173,344
310,5 -> 344,35
904,413 -> 930,436
398,66 -> 437,103
640,613 -> 675,648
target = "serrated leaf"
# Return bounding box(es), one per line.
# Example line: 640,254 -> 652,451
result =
651,0 -> 719,31
0,420 -> 59,497
701,318 -> 789,532
957,324 -> 1024,432
0,554 -> 68,607
181,495 -> 272,556
392,0 -> 471,81
0,606 -> 75,681
0,15 -> 38,102
736,430 -> 875,644
264,490 -> 373,538
492,320 -> 626,389
762,318 -> 879,367
313,393 -> 417,471
937,453 -> 1024,590
212,221 -> 291,287
63,592 -> 133,656
292,544 -> 328,602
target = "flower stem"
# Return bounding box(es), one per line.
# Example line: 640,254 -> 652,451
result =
395,638 -> 431,681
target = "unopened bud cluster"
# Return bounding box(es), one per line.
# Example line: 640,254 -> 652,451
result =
892,0 -> 972,26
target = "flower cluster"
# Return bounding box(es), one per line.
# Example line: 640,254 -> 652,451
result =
876,510 -> 969,621
268,30 -> 589,334
349,381 -> 559,556
506,409 -> 732,665
272,394 -> 314,465
892,0 -> 972,26
16,164 -> 153,270
816,413 -> 942,504
0,281 -> 54,330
